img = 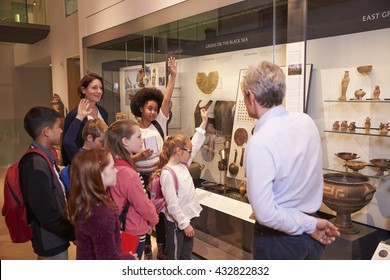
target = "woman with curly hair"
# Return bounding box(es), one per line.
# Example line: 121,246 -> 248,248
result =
130,56 -> 177,259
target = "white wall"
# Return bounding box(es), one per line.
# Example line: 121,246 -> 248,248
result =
78,0 -> 244,37
12,0 -> 244,109
13,0 -> 79,108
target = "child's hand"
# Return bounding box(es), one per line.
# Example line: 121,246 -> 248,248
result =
198,108 -> 208,130
168,57 -> 177,77
129,251 -> 139,260
132,149 -> 153,162
200,108 -> 208,123
141,149 -> 153,160
183,224 -> 195,237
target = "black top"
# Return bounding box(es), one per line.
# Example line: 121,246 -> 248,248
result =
61,104 -> 108,165
20,142 -> 75,257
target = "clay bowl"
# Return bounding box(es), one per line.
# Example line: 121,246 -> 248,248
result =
370,159 -> 390,169
357,65 -> 372,75
345,160 -> 367,172
335,152 -> 359,161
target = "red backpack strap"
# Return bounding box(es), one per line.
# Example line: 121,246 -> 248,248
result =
23,148 -> 55,175
162,166 -> 178,194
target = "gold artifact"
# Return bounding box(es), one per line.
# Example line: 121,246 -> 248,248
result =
196,71 -> 219,95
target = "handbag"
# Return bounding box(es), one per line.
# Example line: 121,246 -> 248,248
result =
119,200 -> 139,253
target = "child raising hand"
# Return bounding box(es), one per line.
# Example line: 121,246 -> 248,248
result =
152,108 -> 208,259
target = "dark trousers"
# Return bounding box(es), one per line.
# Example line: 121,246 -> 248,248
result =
166,219 -> 195,260
135,235 -> 146,260
252,222 -> 325,260
140,172 -> 166,247
145,212 -> 167,245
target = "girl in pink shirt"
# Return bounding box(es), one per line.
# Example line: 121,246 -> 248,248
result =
105,120 -> 158,259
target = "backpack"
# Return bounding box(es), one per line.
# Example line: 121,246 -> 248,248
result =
149,166 -> 178,213
2,148 -> 55,243
151,120 -> 164,139
59,165 -> 70,198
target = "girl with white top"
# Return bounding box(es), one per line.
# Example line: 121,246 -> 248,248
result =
130,56 -> 177,259
151,108 -> 208,260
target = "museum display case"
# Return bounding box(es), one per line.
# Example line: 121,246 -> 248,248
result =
81,0 -> 390,258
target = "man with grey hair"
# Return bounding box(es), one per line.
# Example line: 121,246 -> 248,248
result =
243,61 -> 339,260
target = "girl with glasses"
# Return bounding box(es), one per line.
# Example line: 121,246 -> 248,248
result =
150,108 -> 208,259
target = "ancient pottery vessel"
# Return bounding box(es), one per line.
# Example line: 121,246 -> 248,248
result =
332,121 -> 340,131
344,160 -> 366,172
370,159 -> 390,175
357,65 -> 372,75
354,89 -> 366,100
348,122 -> 356,132
188,162 -> 205,181
239,181 -> 246,196
379,123 -> 389,135
335,152 -> 359,161
370,158 -> 390,168
323,173 -> 376,234
340,120 -> 348,131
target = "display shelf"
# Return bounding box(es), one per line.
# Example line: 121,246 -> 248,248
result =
324,128 -> 390,137
323,165 -> 389,180
324,99 -> 390,103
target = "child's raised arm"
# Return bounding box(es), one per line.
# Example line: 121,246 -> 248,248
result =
160,57 -> 177,118
199,108 -> 208,130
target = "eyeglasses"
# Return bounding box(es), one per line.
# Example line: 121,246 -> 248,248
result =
180,147 -> 192,154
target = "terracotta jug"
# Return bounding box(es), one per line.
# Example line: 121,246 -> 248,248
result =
354,89 -> 366,100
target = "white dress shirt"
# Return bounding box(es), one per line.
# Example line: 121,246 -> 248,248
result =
245,105 -> 323,235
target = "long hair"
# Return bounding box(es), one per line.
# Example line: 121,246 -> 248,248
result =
67,148 -> 116,225
104,119 -> 138,167
149,134 -> 190,188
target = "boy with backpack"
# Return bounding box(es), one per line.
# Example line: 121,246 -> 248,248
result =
20,106 -> 75,259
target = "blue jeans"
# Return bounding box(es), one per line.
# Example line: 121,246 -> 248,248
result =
252,225 -> 325,260
166,219 -> 195,260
